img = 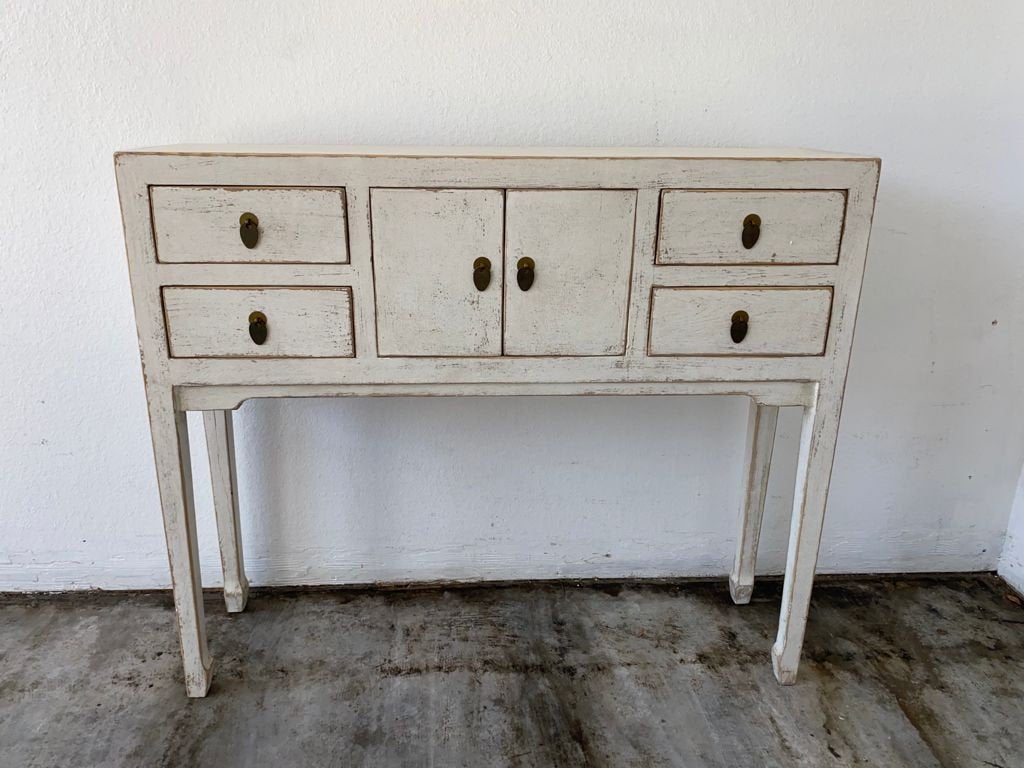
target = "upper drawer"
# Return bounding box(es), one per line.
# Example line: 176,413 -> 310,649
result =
656,190 -> 845,265
648,287 -> 832,356
163,287 -> 354,358
151,187 -> 349,263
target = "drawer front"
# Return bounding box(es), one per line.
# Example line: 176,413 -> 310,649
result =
163,287 -> 354,358
648,287 -> 831,356
371,188 -> 504,357
657,190 -> 845,265
504,190 -> 636,356
151,187 -> 349,263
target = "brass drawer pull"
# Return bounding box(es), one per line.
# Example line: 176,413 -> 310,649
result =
248,311 -> 268,345
473,257 -> 491,291
741,214 -> 760,249
239,212 -> 260,249
517,257 -> 535,291
731,310 -> 749,343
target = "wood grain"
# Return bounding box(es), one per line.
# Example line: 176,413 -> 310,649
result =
203,410 -> 248,613
370,188 -> 504,357
648,287 -> 832,356
151,186 -> 349,264
730,401 -> 779,604
503,190 -> 636,356
163,287 -> 354,358
657,190 -> 845,265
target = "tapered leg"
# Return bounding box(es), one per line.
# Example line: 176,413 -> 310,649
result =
203,410 -> 249,613
772,387 -> 842,684
730,400 -> 779,604
147,390 -> 212,697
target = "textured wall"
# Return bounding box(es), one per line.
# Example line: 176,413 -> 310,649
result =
3,1 -> 1023,589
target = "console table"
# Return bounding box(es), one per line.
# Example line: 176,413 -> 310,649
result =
115,145 -> 880,696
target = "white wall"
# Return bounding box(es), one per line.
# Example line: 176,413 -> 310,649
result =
3,1 -> 1023,590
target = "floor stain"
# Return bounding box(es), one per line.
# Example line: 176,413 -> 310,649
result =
0,575 -> 1021,767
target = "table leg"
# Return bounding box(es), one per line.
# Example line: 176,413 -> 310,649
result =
203,410 -> 249,613
771,386 -> 841,684
729,399 -> 779,604
147,390 -> 212,697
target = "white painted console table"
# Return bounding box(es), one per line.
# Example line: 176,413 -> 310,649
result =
115,145 -> 879,696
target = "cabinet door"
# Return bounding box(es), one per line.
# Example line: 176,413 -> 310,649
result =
504,190 -> 636,356
371,189 -> 504,356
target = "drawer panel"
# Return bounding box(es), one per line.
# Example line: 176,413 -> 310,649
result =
657,190 -> 845,265
163,287 -> 354,358
648,287 -> 831,356
151,187 -> 349,263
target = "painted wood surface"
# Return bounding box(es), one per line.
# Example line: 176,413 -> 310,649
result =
203,410 -> 248,613
151,186 -> 349,264
177,381 -> 818,412
125,144 -> 876,160
115,147 -> 880,694
145,388 -> 211,697
648,287 -> 832,356
657,190 -> 845,265
371,188 -> 504,357
503,190 -> 636,356
163,287 -> 354,358
165,355 -> 828,387
730,401 -> 779,604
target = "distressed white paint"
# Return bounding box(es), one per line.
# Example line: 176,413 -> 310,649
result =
151,186 -> 349,264
371,188 -> 505,357
648,288 -> 832,356
504,190 -> 636,356
163,287 -> 354,358
2,1 -> 1023,603
203,410 -> 248,613
730,401 -> 779,604
657,190 -> 845,265
117,146 -> 874,691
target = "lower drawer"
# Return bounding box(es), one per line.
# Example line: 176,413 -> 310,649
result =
648,287 -> 832,356
163,287 -> 354,358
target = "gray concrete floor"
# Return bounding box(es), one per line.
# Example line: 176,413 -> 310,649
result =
1,576 -> 1022,767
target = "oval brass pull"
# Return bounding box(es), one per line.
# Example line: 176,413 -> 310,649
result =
248,311 -> 268,345
517,257 -> 535,291
473,257 -> 491,291
742,213 -> 761,249
731,310 -> 749,344
239,212 -> 260,249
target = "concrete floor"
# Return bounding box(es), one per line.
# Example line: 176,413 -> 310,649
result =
1,576 -> 1022,767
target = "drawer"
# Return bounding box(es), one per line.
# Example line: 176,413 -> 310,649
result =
648,287 -> 831,356
163,287 -> 354,358
151,187 -> 349,263
656,190 -> 845,265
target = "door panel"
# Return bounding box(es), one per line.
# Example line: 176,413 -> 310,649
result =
371,189 -> 504,356
504,190 -> 637,356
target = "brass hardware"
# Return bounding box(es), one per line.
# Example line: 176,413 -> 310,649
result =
239,212 -> 260,249
473,257 -> 491,291
741,213 -> 761,249
730,310 -> 749,344
516,257 -> 535,291
248,311 -> 268,345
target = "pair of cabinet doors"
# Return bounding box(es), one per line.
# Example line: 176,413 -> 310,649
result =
371,189 -> 637,357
